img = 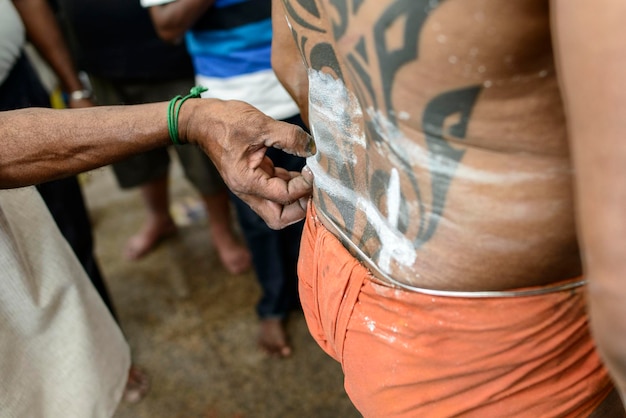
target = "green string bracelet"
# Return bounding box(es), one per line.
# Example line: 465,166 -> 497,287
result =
167,86 -> 208,145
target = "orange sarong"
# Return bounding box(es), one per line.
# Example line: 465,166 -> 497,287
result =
298,202 -> 612,417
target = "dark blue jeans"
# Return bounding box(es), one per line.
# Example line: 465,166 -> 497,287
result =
231,114 -> 307,319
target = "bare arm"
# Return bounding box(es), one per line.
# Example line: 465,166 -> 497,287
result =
147,0 -> 214,43
552,0 -> 626,399
0,99 -> 314,227
0,103 -> 170,187
12,0 -> 91,108
271,0 -> 309,125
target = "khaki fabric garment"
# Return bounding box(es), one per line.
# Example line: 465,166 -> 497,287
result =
0,187 -> 130,418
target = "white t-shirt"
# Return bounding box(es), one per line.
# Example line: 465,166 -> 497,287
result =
0,0 -> 25,85
139,0 -> 300,120
140,0 -> 175,6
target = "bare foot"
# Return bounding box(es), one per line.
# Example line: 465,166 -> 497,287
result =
123,218 -> 177,260
123,365 -> 150,404
258,318 -> 292,358
212,233 -> 251,274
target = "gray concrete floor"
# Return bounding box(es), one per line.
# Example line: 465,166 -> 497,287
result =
81,153 -> 360,418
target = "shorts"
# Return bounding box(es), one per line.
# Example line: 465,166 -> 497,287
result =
298,201 -> 613,417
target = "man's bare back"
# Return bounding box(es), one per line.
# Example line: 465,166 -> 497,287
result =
281,0 -> 580,292
273,0 -> 626,415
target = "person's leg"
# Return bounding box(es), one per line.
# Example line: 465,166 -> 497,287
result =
0,54 -> 124,319
45,178 -> 152,401
200,190 -> 252,274
231,195 -> 296,356
175,144 -> 251,274
0,58 -> 151,403
229,114 -> 307,356
37,177 -> 151,402
91,76 -> 191,260
36,177 -> 118,316
122,174 -> 177,260
108,147 -> 176,260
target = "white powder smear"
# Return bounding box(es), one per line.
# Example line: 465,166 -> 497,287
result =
307,70 -> 417,273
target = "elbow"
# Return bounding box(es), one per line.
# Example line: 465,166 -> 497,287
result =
154,27 -> 184,44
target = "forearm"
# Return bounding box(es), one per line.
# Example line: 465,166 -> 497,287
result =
0,94 -> 314,228
552,0 -> 626,398
147,0 -> 214,43
12,0 -> 84,93
0,103 -> 171,188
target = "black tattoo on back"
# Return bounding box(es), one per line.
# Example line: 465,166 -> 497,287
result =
283,0 -> 482,256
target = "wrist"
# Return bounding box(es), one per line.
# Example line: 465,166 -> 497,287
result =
68,88 -> 92,102
68,72 -> 93,103
176,98 -> 206,145
167,86 -> 208,145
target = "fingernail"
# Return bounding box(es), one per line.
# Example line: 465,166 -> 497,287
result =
307,135 -> 316,155
302,165 -> 314,183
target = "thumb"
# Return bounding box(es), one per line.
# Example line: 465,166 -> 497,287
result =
265,122 -> 316,158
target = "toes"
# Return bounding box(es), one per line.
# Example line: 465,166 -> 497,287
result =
123,365 -> 150,403
257,319 -> 291,358
123,224 -> 177,260
218,245 -> 251,274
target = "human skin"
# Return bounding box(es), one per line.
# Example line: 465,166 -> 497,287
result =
12,0 -> 82,92
552,0 -> 626,404
12,0 -> 92,109
272,0 -> 626,412
0,99 -> 314,228
145,0 -> 214,43
274,0 -> 582,291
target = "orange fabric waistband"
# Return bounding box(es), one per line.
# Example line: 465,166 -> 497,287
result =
298,201 -> 612,417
